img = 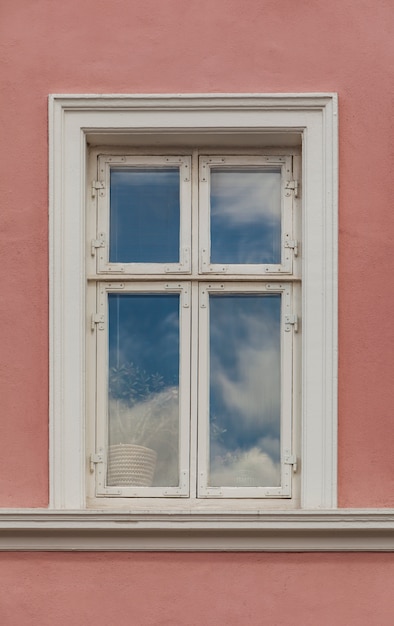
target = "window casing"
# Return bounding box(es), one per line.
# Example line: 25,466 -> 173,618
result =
50,94 -> 337,515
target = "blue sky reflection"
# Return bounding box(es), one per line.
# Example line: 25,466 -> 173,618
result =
110,168 -> 180,263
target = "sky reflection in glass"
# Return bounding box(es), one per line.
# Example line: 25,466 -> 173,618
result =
108,294 -> 180,487
209,294 -> 281,487
210,168 -> 281,264
110,168 -> 180,263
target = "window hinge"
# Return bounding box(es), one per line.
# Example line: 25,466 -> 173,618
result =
165,284 -> 190,308
91,180 -> 105,198
165,247 -> 190,273
284,454 -> 298,473
105,265 -> 125,273
91,313 -> 105,331
200,283 -> 225,308
200,249 -> 228,273
284,239 -> 299,257
91,233 -> 106,256
284,314 -> 298,333
163,470 -> 189,496
285,180 -> 299,197
90,452 -> 104,473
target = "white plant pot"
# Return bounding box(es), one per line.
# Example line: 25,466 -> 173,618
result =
107,444 -> 157,487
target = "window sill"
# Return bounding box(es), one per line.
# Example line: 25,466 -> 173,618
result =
1,509 -> 393,551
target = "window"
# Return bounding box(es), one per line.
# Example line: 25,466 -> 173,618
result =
50,94 -> 338,516
87,150 -> 300,506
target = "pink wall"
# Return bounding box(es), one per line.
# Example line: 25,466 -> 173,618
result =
0,1 -> 393,624
1,0 -> 394,509
1,553 -> 394,626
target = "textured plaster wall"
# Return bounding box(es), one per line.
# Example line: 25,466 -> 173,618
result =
1,0 -> 394,509
1,553 -> 394,626
0,1 -> 394,624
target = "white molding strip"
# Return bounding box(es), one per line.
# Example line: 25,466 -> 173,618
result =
0,510 -> 393,551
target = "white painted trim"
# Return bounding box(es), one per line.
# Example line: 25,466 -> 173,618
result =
0,510 -> 393,551
49,93 -> 338,513
198,154 -> 293,275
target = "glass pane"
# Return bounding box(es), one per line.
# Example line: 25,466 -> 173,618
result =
107,294 -> 180,487
109,168 -> 180,263
210,167 -> 281,264
209,294 -> 281,487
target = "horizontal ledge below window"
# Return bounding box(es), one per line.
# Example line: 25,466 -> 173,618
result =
0,510 -> 393,551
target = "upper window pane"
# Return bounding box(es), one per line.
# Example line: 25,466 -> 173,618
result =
210,167 -> 281,265
109,167 -> 180,263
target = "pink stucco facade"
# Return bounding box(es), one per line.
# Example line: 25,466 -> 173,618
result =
0,0 -> 393,623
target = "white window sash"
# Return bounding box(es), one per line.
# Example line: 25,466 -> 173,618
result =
197,282 -> 294,498
199,155 -> 294,275
94,281 -> 191,498
96,155 -> 192,275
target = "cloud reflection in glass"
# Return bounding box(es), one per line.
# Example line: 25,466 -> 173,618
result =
209,294 -> 281,487
210,168 -> 281,265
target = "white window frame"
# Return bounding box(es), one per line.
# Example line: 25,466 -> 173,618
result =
49,94 -> 338,514
197,282 -> 294,499
88,149 -> 299,507
199,155 -> 294,275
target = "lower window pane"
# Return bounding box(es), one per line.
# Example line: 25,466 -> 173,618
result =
209,294 -> 281,488
107,294 -> 180,487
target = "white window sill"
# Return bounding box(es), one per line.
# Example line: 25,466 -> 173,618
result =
1,510 -> 393,551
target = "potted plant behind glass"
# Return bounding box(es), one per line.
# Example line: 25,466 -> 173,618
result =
107,362 -> 179,487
